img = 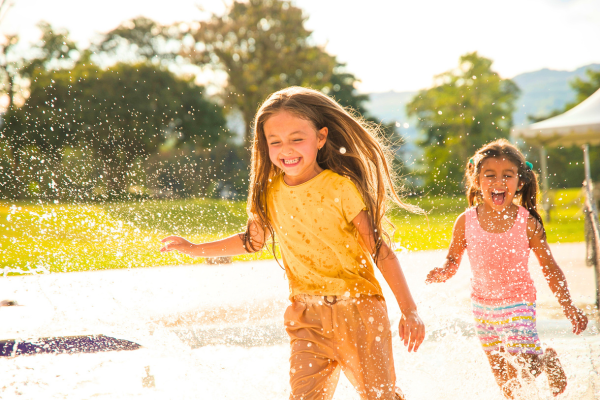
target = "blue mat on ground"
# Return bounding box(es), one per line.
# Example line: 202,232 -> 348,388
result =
0,335 -> 141,357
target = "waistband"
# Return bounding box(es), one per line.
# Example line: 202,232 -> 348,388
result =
293,294 -> 358,306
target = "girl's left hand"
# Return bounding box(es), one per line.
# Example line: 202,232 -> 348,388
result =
564,305 -> 588,335
425,267 -> 447,284
399,310 -> 425,352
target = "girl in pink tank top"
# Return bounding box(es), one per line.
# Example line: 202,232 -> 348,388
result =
426,139 -> 588,399
465,205 -> 536,305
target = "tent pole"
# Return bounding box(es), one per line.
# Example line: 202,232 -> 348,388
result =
539,146 -> 551,221
583,144 -> 600,317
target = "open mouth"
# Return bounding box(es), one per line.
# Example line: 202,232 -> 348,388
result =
491,190 -> 506,206
282,157 -> 300,166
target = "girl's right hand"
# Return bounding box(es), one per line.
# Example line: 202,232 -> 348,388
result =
160,236 -> 194,253
563,304 -> 588,335
399,310 -> 425,352
425,267 -> 447,284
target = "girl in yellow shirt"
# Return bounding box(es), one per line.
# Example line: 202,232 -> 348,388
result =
161,86 -> 425,400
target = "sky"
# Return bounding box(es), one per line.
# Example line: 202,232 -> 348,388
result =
2,0 -> 600,93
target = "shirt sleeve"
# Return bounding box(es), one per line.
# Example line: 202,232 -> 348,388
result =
339,178 -> 367,223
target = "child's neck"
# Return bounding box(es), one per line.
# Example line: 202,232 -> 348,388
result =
283,165 -> 324,186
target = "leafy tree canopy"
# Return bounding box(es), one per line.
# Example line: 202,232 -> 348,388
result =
566,68 -> 600,110
407,52 -> 520,193
3,62 -> 227,197
184,0 -> 337,147
95,16 -> 181,64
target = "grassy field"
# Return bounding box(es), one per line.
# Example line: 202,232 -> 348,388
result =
388,188 -> 586,251
0,188 -> 586,274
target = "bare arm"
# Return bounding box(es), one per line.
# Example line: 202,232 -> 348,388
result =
353,211 -> 425,352
528,217 -> 588,335
426,213 -> 467,284
160,219 -> 271,258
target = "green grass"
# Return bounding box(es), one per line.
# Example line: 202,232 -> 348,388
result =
1,188 -> 586,274
388,188 -> 586,251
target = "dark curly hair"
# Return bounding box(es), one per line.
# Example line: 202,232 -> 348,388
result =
465,139 -> 544,230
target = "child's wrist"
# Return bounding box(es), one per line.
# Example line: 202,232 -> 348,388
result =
402,307 -> 419,317
560,302 -> 576,313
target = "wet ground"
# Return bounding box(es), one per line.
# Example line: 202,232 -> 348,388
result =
0,242 -> 598,399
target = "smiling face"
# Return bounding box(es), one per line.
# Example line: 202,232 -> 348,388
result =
264,110 -> 328,186
478,157 -> 524,212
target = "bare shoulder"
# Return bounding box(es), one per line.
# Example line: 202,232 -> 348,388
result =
454,211 -> 468,229
526,213 -> 545,240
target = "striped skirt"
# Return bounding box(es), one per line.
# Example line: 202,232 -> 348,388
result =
472,301 -> 543,355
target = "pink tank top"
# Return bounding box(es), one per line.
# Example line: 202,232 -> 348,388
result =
465,206 -> 536,305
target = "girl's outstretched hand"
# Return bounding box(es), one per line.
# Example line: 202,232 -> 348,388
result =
425,267 -> 447,284
399,310 -> 425,352
563,304 -> 588,335
160,236 -> 193,253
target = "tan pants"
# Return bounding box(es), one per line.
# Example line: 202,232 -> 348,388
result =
284,294 -> 404,400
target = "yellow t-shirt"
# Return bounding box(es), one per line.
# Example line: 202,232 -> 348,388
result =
266,169 -> 384,299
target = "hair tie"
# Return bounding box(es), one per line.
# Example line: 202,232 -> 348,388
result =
469,158 -> 474,165
525,161 -> 533,170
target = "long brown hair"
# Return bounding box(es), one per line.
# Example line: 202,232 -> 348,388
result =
465,139 -> 544,228
243,86 -> 422,262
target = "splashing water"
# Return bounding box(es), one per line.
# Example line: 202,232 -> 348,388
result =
0,243 -> 598,399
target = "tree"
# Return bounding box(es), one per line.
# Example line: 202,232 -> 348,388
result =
95,16 -> 180,64
5,61 -> 228,198
184,0 -> 336,148
566,69 -> 600,111
325,63 -> 369,115
0,21 -> 77,198
407,52 -> 520,193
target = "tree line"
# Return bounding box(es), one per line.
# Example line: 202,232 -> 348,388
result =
1,0 -> 383,201
1,0 -> 598,202
406,53 -> 600,194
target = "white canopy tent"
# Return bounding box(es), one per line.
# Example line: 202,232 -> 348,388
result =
512,88 -> 600,147
512,88 -> 600,316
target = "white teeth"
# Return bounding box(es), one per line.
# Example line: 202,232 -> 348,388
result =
283,158 -> 299,165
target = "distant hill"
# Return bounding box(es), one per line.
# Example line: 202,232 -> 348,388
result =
511,63 -> 600,125
363,63 -> 600,142
363,90 -> 418,143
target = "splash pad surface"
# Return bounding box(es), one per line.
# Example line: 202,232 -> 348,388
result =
1,243 -> 598,399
